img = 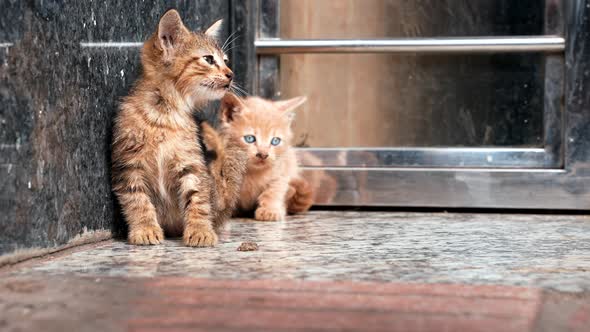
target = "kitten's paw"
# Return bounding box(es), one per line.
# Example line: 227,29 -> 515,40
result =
255,207 -> 285,221
183,226 -> 218,247
128,224 -> 164,245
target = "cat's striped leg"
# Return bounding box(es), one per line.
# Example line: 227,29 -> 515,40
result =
179,162 -> 218,247
114,166 -> 164,245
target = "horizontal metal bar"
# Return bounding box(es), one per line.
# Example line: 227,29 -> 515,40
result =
301,168 -> 585,209
301,166 -> 566,173
256,36 -> 565,54
296,147 -> 558,169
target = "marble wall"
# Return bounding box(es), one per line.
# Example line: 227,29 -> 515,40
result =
0,1 -> 237,255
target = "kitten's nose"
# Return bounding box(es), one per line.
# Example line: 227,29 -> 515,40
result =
256,152 -> 269,160
225,72 -> 234,81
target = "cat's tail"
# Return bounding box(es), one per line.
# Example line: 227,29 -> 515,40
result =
286,177 -> 314,214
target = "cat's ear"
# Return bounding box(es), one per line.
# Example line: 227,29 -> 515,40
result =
220,93 -> 246,123
274,96 -> 307,121
157,9 -> 189,59
205,19 -> 223,39
274,96 -> 307,114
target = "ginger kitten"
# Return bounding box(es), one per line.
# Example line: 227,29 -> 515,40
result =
112,10 -> 233,246
218,95 -> 314,221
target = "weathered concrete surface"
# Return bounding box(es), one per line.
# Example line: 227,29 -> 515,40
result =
0,230 -> 111,267
9,211 -> 590,292
1,211 -> 590,331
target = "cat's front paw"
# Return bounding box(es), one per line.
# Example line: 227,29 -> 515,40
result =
255,207 -> 285,221
129,224 -> 164,245
183,225 -> 218,247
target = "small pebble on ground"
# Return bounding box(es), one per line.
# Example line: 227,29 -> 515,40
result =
237,242 -> 259,251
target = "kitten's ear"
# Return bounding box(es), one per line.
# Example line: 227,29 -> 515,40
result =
274,96 -> 307,121
274,96 -> 307,114
205,19 -> 223,39
220,93 -> 246,123
157,9 -> 189,59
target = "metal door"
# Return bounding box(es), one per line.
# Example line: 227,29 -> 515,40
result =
233,0 -> 590,210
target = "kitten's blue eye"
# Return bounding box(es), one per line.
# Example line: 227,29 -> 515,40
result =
244,135 -> 256,144
271,137 -> 282,146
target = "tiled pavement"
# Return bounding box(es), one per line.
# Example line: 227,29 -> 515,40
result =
1,211 -> 590,331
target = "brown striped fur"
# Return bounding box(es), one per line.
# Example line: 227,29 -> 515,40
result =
199,96 -> 248,228
112,10 -> 233,246
220,95 -> 313,221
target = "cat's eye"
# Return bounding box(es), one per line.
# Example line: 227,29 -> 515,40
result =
244,135 -> 256,144
223,57 -> 229,65
271,137 -> 282,146
203,55 -> 215,65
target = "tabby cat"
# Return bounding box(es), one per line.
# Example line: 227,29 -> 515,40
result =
112,10 -> 233,246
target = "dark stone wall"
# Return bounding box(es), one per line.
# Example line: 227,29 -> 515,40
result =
0,1 -> 234,255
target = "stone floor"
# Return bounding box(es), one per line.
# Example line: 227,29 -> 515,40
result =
1,211 -> 590,331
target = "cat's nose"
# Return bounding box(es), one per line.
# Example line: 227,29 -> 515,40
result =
256,152 -> 269,160
225,72 -> 234,81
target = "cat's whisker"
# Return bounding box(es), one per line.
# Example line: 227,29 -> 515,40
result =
230,83 -> 249,96
223,45 -> 240,54
229,82 -> 248,95
229,87 -> 244,97
221,30 -> 239,51
222,35 -> 241,53
231,81 -> 246,90
224,35 -> 240,51
235,83 -> 250,95
224,35 -> 241,51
